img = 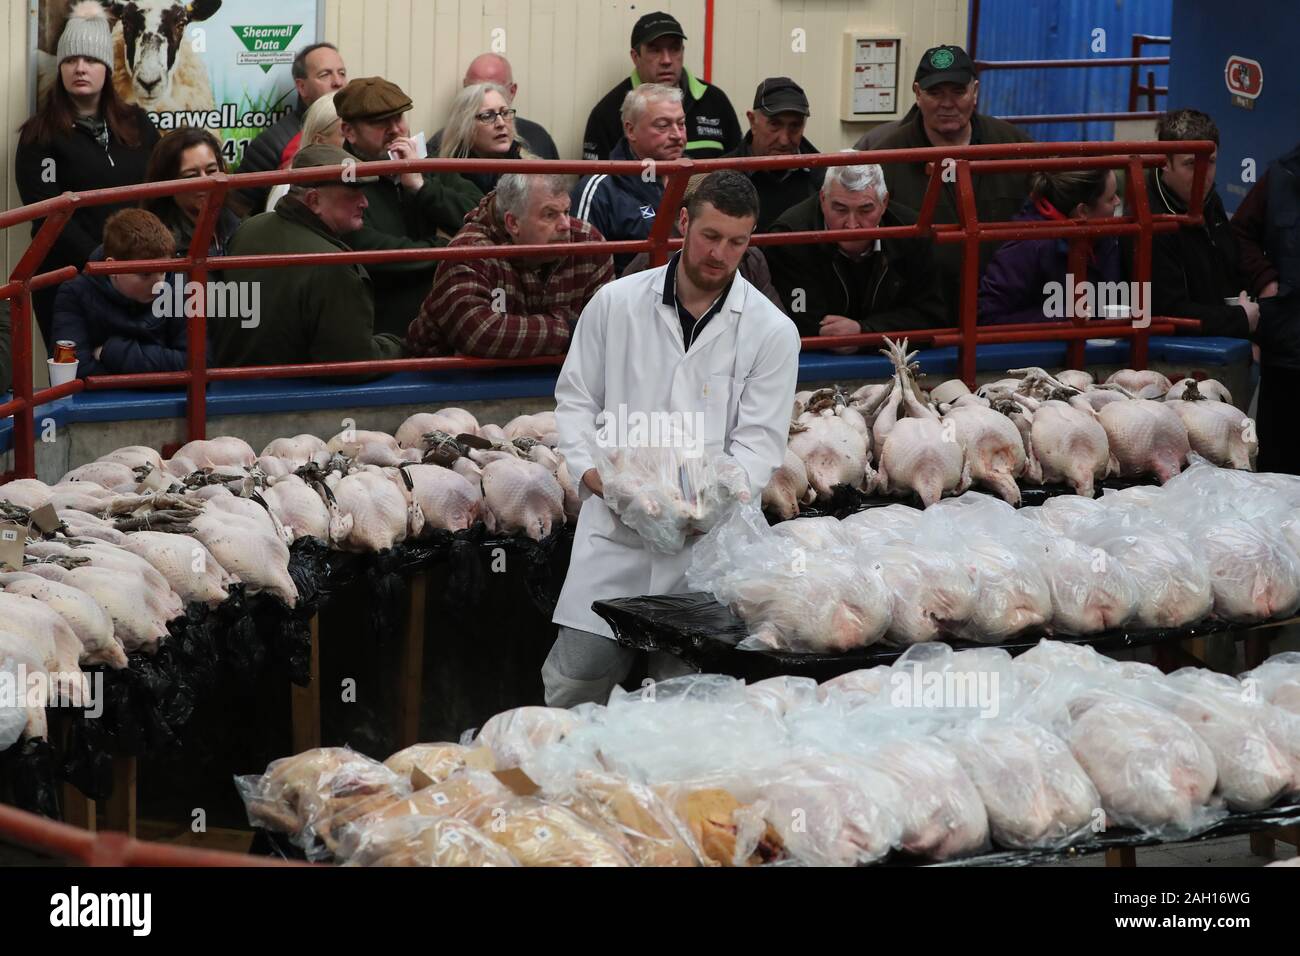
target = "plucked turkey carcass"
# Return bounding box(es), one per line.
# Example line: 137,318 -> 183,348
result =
398,464 -> 483,533
1105,368 -> 1173,399
878,417 -> 969,507
481,458 -> 565,542
502,411 -> 558,444
1017,523 -> 1139,634
863,543 -> 978,645
190,507 -> 298,606
1078,522 -> 1212,630
96,445 -> 164,472
261,474 -> 348,544
20,561 -> 175,654
329,471 -> 414,552
859,736 -> 989,860
1055,369 -> 1094,391
118,531 -> 234,606
1164,381 -> 1256,469
0,591 -> 90,702
1026,399 -> 1112,496
60,460 -> 139,490
948,533 -> 1053,643
0,571 -> 125,668
943,719 -> 1100,849
1194,519 -> 1300,622
24,540 -> 184,619
260,434 -> 328,464
1065,692 -> 1218,834
1166,377 -> 1232,403
173,436 -> 257,468
0,478 -> 54,509
203,493 -> 293,546
1097,399 -> 1190,482
941,404 -> 1027,505
786,414 -> 874,499
1150,669 -> 1294,811
395,409 -> 480,449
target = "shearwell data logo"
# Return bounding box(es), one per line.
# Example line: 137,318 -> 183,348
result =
232,25 -> 304,73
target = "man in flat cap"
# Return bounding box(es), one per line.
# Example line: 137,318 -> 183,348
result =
582,11 -> 740,161
721,77 -> 824,231
216,145 -> 406,377
335,76 -> 483,337
869,45 -> 1032,313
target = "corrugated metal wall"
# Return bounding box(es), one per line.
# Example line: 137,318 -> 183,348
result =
974,0 -> 1172,142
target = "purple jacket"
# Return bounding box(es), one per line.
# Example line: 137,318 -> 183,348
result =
978,200 -> 1123,325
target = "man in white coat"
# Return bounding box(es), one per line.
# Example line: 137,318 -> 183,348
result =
545,170 -> 801,707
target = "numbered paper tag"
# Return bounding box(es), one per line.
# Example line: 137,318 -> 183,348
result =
0,521 -> 27,571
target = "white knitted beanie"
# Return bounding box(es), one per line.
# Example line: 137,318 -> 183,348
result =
56,2 -> 114,68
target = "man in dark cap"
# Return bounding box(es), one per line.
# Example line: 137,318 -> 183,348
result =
581,11 -> 740,161
335,76 -> 483,336
870,45 -> 1033,314
216,144 -> 406,376
721,77 -> 824,231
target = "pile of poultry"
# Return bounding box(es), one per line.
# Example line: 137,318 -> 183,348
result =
236,644 -> 1300,866
764,339 -> 1257,517
0,408 -> 579,748
694,458 -> 1300,653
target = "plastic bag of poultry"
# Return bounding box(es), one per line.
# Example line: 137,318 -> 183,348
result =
688,505 -> 892,653
342,814 -> 521,867
743,675 -> 822,718
542,769 -> 706,866
1064,506 -> 1213,630
1165,458 -> 1300,558
383,742 -> 498,789
1242,652 -> 1300,716
653,781 -> 787,866
466,706 -> 586,771
734,753 -> 907,866
591,434 -> 751,553
1038,679 -> 1224,839
861,542 -> 978,646
1130,668 -> 1293,811
460,793 -> 636,866
940,718 -> 1102,850
234,748 -> 411,860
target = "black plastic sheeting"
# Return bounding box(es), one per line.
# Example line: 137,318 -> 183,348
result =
784,474 -> 1161,522
594,592 -> 1295,683
0,522 -> 575,821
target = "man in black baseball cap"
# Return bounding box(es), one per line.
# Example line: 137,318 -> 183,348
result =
581,11 -> 740,161
721,77 -> 824,231
869,43 -> 1033,314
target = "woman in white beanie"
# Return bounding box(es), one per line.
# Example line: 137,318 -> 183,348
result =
15,1 -> 160,350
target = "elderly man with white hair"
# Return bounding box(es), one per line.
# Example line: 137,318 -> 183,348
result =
765,161 -> 946,351
570,83 -> 687,272
407,173 -> 614,358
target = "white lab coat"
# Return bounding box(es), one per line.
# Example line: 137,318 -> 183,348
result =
552,264 -> 801,638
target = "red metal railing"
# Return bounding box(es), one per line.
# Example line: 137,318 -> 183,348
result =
1,141 -> 1213,482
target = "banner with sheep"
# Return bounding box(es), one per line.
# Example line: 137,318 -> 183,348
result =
35,0 -> 321,168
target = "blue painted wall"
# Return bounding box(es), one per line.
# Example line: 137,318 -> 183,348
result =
973,0 -> 1172,142
1166,0 -> 1300,214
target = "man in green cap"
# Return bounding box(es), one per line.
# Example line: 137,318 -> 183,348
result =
334,76 -> 484,336
215,144 -> 406,378
870,45 -> 1032,314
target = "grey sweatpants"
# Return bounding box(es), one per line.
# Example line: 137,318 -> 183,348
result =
541,626 -> 698,708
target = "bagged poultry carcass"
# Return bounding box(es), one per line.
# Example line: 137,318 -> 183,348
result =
881,643 -> 1020,725
234,748 -> 411,860
941,718 -> 1101,849
769,515 -> 856,552
656,784 -> 786,866
1145,668 -> 1294,810
688,506 -> 891,653
855,734 -> 990,860
593,438 -> 751,553
740,754 -> 906,866
817,667 -> 891,707
1242,653 -> 1300,716
863,543 -> 978,646
343,815 -> 519,867
462,794 -> 635,866
468,706 -> 584,770
383,742 -> 497,789
543,770 -> 704,866
839,503 -> 925,546
743,675 -> 821,718
1058,689 -> 1222,837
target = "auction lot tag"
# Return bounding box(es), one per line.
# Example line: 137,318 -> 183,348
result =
0,521 -> 26,570
29,503 -> 61,534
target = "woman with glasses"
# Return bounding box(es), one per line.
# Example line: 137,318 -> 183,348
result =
438,82 -> 535,193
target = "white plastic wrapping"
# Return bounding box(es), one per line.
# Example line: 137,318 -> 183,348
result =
689,507 -> 892,653
542,770 -> 704,866
468,706 -> 584,770
343,814 -> 520,867
1243,653 -> 1300,715
743,675 -> 822,717
593,437 -> 751,553
941,718 -> 1101,850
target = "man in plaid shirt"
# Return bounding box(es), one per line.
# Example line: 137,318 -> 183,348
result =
407,174 -> 615,357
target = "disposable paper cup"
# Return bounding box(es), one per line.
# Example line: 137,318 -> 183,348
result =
1101,304 -> 1131,320
47,358 -> 78,386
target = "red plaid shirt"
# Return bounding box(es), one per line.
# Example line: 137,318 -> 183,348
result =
407,194 -> 615,358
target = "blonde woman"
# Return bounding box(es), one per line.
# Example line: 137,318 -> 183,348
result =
266,93 -> 345,211
438,82 -> 534,193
